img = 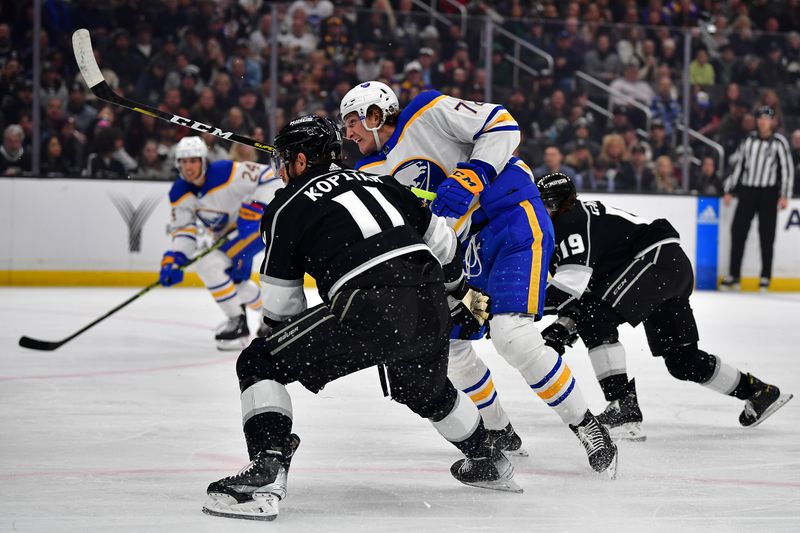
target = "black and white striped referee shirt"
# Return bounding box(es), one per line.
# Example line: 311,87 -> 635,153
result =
724,132 -> 794,198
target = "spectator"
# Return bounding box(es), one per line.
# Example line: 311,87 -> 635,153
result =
191,87 -> 222,128
713,43 -> 739,86
65,82 -> 97,135
647,118 -> 673,160
133,22 -> 155,63
690,91 -> 720,137
38,135 -> 69,177
717,100 -> 750,154
689,48 -> 715,86
250,13 -> 273,53
650,75 -> 682,136
563,117 -> 601,157
221,106 -> 248,136
584,33 -> 622,87
690,155 -> 724,196
227,40 -> 263,87
638,39 -> 659,82
653,155 -> 680,193
43,96 -> 66,138
616,144 -> 655,192
606,105 -> 632,136
176,65 -> 201,110
288,0 -> 335,32
104,29 -> 145,93
659,37 -> 681,74
733,55 -> 765,88
791,129 -> 800,197
714,82 -> 742,121
134,60 -> 168,107
597,133 -> 629,188
280,8 -> 318,58
564,139 -> 594,188
238,87 -> 266,132
551,31 -> 581,93
760,41 -> 788,86
0,124 -> 31,176
84,127 -> 127,179
610,60 -> 655,107
39,63 -> 68,110
211,73 -> 236,110
533,145 -> 579,182
536,89 -> 568,142
228,141 -> 257,163
135,139 -> 167,180
201,133 -> 229,164
355,44 -> 383,82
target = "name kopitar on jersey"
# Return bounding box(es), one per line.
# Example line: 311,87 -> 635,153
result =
303,172 -> 382,201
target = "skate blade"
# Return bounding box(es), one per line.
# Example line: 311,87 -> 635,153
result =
607,422 -> 647,442
461,476 -> 524,493
745,393 -> 793,428
216,337 -> 249,351
504,446 -> 530,457
202,494 -> 278,521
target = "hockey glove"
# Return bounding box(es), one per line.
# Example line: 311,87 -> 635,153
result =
227,253 -> 255,284
159,251 -> 188,287
448,279 -> 491,339
237,201 -> 266,237
431,162 -> 489,218
541,316 -> 578,356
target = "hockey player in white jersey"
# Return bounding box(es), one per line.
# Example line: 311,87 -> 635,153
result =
159,136 -> 282,350
340,82 -> 617,474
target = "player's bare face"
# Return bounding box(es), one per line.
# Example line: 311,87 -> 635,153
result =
343,112 -> 379,154
179,157 -> 205,186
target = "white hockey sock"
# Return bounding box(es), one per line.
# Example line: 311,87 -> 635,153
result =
702,355 -> 742,395
491,314 -> 588,426
588,342 -> 628,381
448,340 -> 510,431
237,279 -> 263,310
241,379 -> 293,425
430,390 -> 480,443
196,250 -> 243,318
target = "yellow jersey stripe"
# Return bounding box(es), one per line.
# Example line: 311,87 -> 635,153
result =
537,366 -> 572,400
469,381 -> 495,403
454,201 -> 481,232
397,95 -> 447,145
520,200 -> 544,314
225,231 -> 260,258
483,112 -> 516,132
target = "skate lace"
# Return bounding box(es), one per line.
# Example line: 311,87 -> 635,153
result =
458,458 -> 473,474
577,424 -> 605,455
464,235 -> 482,280
743,399 -> 757,419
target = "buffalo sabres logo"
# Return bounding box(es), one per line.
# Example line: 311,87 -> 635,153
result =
196,209 -> 230,232
393,158 -> 447,194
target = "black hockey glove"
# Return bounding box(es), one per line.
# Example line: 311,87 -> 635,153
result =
541,316 -> 578,356
448,279 -> 491,339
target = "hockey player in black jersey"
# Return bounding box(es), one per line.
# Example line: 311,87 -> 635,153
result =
202,116 -> 521,522
536,172 -> 793,441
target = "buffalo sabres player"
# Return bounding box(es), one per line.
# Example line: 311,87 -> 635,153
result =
340,82 -> 617,475
202,116 -> 521,522
537,172 -> 793,441
159,136 -> 282,349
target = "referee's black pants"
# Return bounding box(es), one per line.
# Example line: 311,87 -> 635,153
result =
729,186 -> 780,280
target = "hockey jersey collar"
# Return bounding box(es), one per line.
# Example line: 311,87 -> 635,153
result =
356,90 -> 444,169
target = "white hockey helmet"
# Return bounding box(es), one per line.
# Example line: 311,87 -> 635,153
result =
339,81 -> 399,151
174,136 -> 209,178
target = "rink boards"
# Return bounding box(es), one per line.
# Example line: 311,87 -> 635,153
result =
0,177 -> 798,290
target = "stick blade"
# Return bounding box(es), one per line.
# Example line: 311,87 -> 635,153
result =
72,28 -> 104,88
19,336 -> 62,351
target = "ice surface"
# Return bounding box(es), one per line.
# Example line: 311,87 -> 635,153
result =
1,288 -> 798,532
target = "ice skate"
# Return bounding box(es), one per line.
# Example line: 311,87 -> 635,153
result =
215,311 -> 249,351
719,276 -> 740,291
203,434 -> 300,521
488,423 -> 529,457
596,379 -> 646,442
739,377 -> 793,428
450,449 -> 523,493
570,411 -> 618,478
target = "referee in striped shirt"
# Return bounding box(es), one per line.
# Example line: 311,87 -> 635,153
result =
721,106 -> 794,291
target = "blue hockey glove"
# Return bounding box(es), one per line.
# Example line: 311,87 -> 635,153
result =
431,162 -> 489,218
227,253 -> 255,284
159,251 -> 188,287
237,201 -> 265,237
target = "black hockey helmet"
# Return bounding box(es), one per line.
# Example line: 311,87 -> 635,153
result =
274,114 -> 343,171
536,172 -> 577,213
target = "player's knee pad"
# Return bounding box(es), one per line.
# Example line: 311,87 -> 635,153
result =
430,389 -> 480,442
662,344 -> 715,383
489,313 -> 548,370
195,249 -> 233,285
236,337 -> 291,391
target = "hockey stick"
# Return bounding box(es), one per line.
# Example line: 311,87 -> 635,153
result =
72,29 -> 276,155
18,231 -> 235,351
73,29 -> 437,202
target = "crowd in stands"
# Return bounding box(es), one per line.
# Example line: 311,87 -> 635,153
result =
1,0 -> 799,197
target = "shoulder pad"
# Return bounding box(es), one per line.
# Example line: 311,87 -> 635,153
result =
169,179 -> 197,204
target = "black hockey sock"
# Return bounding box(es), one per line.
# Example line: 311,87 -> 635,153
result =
600,374 -> 630,402
244,412 -> 293,460
729,373 -> 761,400
450,419 -> 494,459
